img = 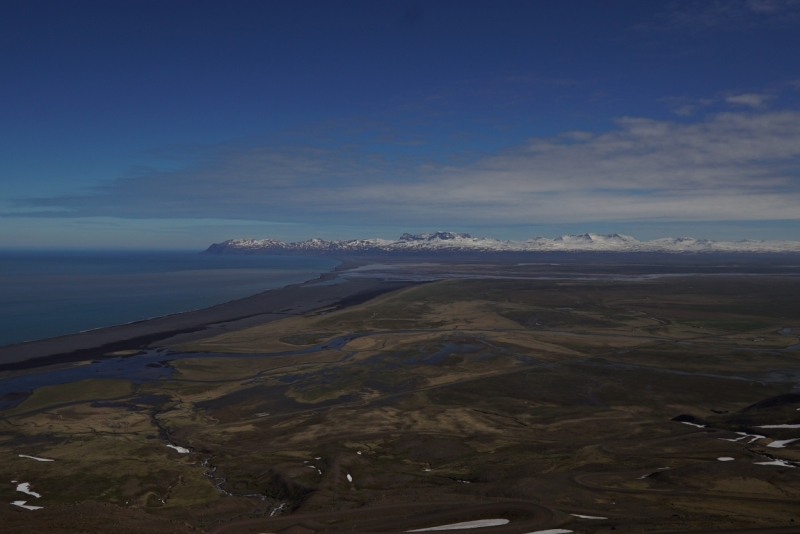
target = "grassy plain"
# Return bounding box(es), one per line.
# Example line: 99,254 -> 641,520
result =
2,275 -> 800,533
5,378 -> 134,416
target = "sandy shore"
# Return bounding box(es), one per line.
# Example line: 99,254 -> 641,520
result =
0,275 -> 415,372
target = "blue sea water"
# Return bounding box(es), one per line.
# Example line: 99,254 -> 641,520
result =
0,250 -> 338,347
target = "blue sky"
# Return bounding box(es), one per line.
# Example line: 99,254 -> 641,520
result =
1,0 -> 799,248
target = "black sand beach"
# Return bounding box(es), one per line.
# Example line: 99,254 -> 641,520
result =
6,252 -> 798,373
0,275 -> 414,372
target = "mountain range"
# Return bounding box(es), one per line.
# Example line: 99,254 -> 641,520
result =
203,232 -> 800,254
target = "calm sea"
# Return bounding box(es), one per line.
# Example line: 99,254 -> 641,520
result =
0,251 -> 338,347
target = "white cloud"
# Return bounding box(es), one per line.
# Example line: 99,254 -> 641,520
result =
725,93 -> 775,108
659,96 -> 715,117
18,110 -> 800,226
658,0 -> 800,30
746,0 -> 800,14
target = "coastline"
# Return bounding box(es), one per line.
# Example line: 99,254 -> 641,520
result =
0,260 -> 414,372
0,250 -> 341,348
5,251 -> 799,374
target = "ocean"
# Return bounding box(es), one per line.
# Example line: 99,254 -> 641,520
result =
0,250 -> 338,347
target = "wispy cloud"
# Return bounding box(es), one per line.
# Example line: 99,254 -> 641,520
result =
724,92 -> 775,108
662,90 -> 781,116
15,110 -> 800,227
660,96 -> 715,116
636,0 -> 800,33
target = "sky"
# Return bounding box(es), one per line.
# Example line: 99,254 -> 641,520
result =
1,0 -> 799,249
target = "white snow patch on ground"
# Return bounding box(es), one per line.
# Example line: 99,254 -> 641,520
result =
357,451 -> 362,455
166,444 -> 191,454
717,457 -> 735,461
346,473 -> 353,482
681,422 -> 705,428
523,530 -> 573,534
16,482 -> 41,498
767,438 -> 800,448
407,519 -> 509,531
11,500 -> 42,510
269,502 -> 285,517
571,514 -> 607,519
755,459 -> 795,467
19,454 -> 54,462
255,412 -> 269,417
720,432 -> 766,443
758,424 -> 800,429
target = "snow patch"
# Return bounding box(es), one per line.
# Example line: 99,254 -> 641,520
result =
269,502 -> 285,517
19,454 -> 54,462
754,459 -> 795,467
11,500 -> 42,510
407,519 -> 510,531
758,424 -> 800,429
717,457 -> 735,461
166,444 -> 191,454
767,438 -> 800,448
346,473 -> 353,483
571,514 -> 607,519
719,432 -> 765,443
16,482 -> 41,498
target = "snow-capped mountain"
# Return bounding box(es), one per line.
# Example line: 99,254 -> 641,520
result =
203,232 -> 800,254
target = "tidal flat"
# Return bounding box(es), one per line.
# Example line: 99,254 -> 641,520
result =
2,260 -> 800,533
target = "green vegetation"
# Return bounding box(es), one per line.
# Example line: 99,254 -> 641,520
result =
5,378 -> 134,416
